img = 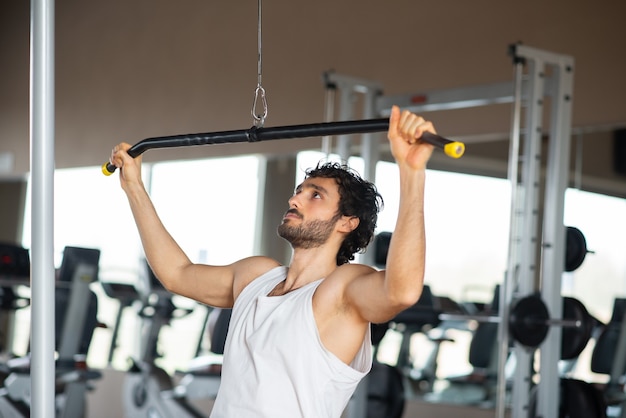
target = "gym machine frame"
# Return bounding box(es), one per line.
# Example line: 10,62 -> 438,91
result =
324,43 -> 574,418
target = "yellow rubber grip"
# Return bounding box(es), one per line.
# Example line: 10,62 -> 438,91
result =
102,162 -> 114,176
443,141 -> 465,159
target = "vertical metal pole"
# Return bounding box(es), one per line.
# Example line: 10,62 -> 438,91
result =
360,89 -> 380,182
359,87 -> 381,268
336,87 -> 354,162
323,73 -> 383,163
511,55 -> 546,418
321,83 -> 336,157
536,52 -> 574,418
495,59 -> 524,418
30,0 -> 56,416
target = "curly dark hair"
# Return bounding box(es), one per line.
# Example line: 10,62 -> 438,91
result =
305,161 -> 383,265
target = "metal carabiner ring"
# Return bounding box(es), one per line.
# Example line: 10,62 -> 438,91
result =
252,85 -> 268,127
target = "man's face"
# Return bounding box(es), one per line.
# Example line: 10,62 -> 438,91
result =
277,177 -> 343,249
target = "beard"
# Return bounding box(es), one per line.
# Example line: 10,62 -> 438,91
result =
277,212 -> 342,249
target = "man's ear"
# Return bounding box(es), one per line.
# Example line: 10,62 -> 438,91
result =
338,216 -> 360,233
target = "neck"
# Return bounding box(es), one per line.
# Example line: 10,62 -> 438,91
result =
282,246 -> 339,291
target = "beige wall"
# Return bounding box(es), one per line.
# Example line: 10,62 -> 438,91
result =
1,0 -> 625,191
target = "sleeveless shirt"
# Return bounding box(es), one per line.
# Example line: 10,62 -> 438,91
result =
209,266 -> 372,418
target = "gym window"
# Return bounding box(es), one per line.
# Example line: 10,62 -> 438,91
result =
19,155 -> 261,372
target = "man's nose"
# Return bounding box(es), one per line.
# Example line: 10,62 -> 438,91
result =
288,194 -> 299,208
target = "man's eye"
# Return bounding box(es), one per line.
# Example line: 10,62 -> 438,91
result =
313,192 -> 321,199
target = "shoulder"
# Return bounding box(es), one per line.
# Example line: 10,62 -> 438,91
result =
333,263 -> 380,282
317,263 -> 381,301
232,256 -> 282,299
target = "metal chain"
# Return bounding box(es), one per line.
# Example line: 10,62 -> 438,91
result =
251,0 -> 268,127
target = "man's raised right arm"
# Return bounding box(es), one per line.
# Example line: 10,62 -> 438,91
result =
110,142 -> 239,307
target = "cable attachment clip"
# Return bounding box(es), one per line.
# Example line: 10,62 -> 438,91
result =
252,85 -> 268,128
246,125 -> 261,142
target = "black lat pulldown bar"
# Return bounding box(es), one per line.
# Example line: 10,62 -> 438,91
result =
102,118 -> 465,176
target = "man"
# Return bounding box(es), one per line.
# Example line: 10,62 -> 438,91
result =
109,105 -> 435,417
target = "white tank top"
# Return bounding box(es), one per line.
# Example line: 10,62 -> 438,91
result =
210,266 -> 372,418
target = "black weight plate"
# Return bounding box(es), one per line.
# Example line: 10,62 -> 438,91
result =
529,378 -> 607,418
509,295 -> 550,347
561,297 -> 593,360
560,378 -> 607,418
566,226 -> 588,272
